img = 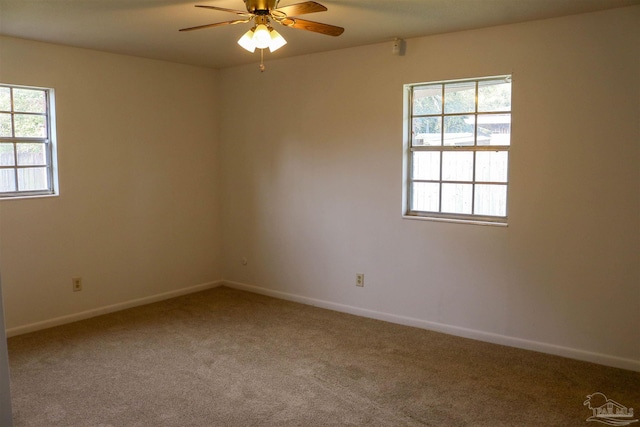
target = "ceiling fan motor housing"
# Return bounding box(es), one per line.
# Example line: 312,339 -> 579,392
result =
244,0 -> 279,13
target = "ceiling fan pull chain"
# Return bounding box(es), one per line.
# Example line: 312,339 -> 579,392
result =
259,49 -> 266,72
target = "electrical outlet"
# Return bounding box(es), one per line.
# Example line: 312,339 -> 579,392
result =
72,277 -> 82,292
356,273 -> 364,287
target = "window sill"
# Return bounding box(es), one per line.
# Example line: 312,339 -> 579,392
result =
402,214 -> 508,227
0,193 -> 59,202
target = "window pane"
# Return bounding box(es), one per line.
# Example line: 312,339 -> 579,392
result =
442,151 -> 473,182
444,81 -> 475,114
0,169 -> 16,192
441,183 -> 472,214
476,151 -> 508,183
412,182 -> 439,212
412,152 -> 440,180
0,113 -> 11,137
475,184 -> 507,216
0,144 -> 15,166
0,88 -> 10,111
412,117 -> 441,146
478,114 -> 510,146
17,143 -> 46,166
13,88 -> 46,113
14,114 -> 46,138
17,167 -> 48,191
444,115 -> 475,146
413,84 -> 442,115
406,76 -> 510,222
478,79 -> 511,112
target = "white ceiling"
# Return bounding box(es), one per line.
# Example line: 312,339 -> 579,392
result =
0,0 -> 638,69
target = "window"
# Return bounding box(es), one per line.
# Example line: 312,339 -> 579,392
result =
403,76 -> 511,224
0,84 -> 57,198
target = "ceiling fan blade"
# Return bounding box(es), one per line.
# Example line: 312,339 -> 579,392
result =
179,19 -> 250,32
274,1 -> 327,16
281,18 -> 344,36
195,5 -> 252,17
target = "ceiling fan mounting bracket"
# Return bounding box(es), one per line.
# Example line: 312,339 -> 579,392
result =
244,0 -> 279,14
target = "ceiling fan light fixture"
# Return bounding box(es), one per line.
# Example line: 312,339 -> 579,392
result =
253,24 -> 271,49
268,28 -> 287,52
237,29 -> 257,52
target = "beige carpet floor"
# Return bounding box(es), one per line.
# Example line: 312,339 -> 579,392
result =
7,286 -> 640,426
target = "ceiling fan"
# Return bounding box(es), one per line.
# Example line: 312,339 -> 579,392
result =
180,0 -> 344,64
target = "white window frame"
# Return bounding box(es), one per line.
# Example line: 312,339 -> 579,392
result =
0,84 -> 58,199
403,75 -> 511,225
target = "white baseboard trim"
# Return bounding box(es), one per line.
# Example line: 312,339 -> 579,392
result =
223,280 -> 640,372
6,280 -> 223,338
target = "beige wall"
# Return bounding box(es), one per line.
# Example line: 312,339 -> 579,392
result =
0,5 -> 638,371
0,37 -> 222,330
218,6 -> 639,370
